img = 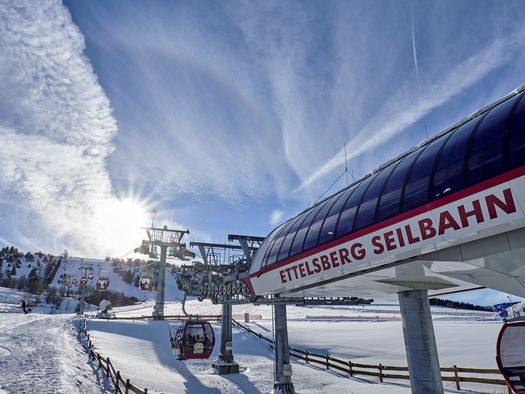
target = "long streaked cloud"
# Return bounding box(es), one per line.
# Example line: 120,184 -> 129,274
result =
0,0 -> 134,256
299,26 -> 525,191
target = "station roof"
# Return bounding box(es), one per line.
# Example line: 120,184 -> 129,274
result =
250,87 -> 525,274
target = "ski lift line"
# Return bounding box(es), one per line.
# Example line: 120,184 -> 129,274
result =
111,260 -> 158,272
313,169 -> 347,204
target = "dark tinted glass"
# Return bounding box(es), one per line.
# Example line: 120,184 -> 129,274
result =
255,223 -> 286,270
318,186 -> 356,245
302,197 -> 338,251
466,95 -> 520,186
277,214 -> 310,261
431,121 -> 477,199
264,219 -> 296,266
354,166 -> 395,230
288,202 -> 327,257
376,151 -> 419,221
335,174 -> 377,237
508,94 -> 525,168
402,136 -> 448,211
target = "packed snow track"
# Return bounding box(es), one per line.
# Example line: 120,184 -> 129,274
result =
0,313 -> 110,394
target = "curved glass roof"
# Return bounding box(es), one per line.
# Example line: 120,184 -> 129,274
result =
250,90 -> 525,273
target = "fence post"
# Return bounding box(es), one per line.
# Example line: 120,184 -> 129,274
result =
125,379 -> 130,394
305,351 -> 309,364
144,388 -> 148,393
379,363 -> 384,383
348,361 -> 353,377
453,365 -> 460,390
326,354 -> 329,370
106,357 -> 111,377
116,371 -> 121,392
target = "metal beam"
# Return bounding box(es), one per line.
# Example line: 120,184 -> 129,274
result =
189,241 -> 243,250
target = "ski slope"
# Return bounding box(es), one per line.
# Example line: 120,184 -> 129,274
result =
50,257 -> 184,301
0,289 -> 110,394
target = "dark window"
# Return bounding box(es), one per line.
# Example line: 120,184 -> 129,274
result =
253,224 -> 285,271
335,175 -> 377,238
264,219 -> 296,266
430,121 -> 477,199
354,166 -> 395,230
302,197 -> 338,252
376,151 -> 419,222
288,202 -> 327,257
277,214 -> 309,262
402,136 -> 449,211
318,186 -> 357,245
508,93 -> 525,168
466,95 -> 521,186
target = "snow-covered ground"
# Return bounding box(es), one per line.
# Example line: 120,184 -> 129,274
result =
0,288 -> 110,394
82,300 -> 507,394
0,286 -> 509,394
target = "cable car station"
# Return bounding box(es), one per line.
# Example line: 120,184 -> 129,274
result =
123,85 -> 525,394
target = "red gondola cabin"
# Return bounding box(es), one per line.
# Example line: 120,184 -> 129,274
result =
496,321 -> 525,393
172,320 -> 215,360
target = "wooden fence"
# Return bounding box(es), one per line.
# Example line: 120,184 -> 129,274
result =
80,319 -> 148,394
233,320 -> 512,393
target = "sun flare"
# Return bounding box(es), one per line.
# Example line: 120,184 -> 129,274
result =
94,197 -> 150,256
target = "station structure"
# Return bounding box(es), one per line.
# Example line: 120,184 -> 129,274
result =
150,85 -> 525,394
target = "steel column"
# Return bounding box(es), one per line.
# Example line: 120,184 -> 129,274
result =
213,301 -> 239,373
273,302 -> 295,393
398,289 -> 443,394
153,245 -> 167,319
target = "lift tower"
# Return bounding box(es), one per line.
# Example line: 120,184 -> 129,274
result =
136,225 -> 190,319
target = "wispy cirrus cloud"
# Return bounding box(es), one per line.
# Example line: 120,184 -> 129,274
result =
0,0 -> 140,256
299,26 -> 525,190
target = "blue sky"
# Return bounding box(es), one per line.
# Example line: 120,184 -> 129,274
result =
1,0 -> 525,304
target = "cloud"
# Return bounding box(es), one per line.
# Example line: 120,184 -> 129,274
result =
0,0 -> 130,256
298,28 -> 525,190
269,209 -> 285,225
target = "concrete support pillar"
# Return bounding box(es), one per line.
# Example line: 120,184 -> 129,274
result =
213,301 -> 239,373
398,289 -> 443,394
273,302 -> 295,393
153,245 -> 167,319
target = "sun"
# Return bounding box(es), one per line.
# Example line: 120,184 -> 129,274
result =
94,197 -> 150,256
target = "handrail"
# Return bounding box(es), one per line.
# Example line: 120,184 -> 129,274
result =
233,320 -> 511,392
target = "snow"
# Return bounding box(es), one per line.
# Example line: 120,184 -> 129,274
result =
80,300 -> 508,393
0,289 -> 110,393
0,286 -> 511,393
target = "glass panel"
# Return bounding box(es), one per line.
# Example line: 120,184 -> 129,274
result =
402,136 -> 449,211
318,186 -> 357,245
430,120 -> 477,199
335,174 -> 377,238
289,203 -> 326,257
376,151 -> 419,222
354,165 -> 396,231
508,94 -> 525,168
302,197 -> 338,252
466,95 -> 520,186
250,225 -> 282,272
264,219 -> 296,266
277,214 -> 309,261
